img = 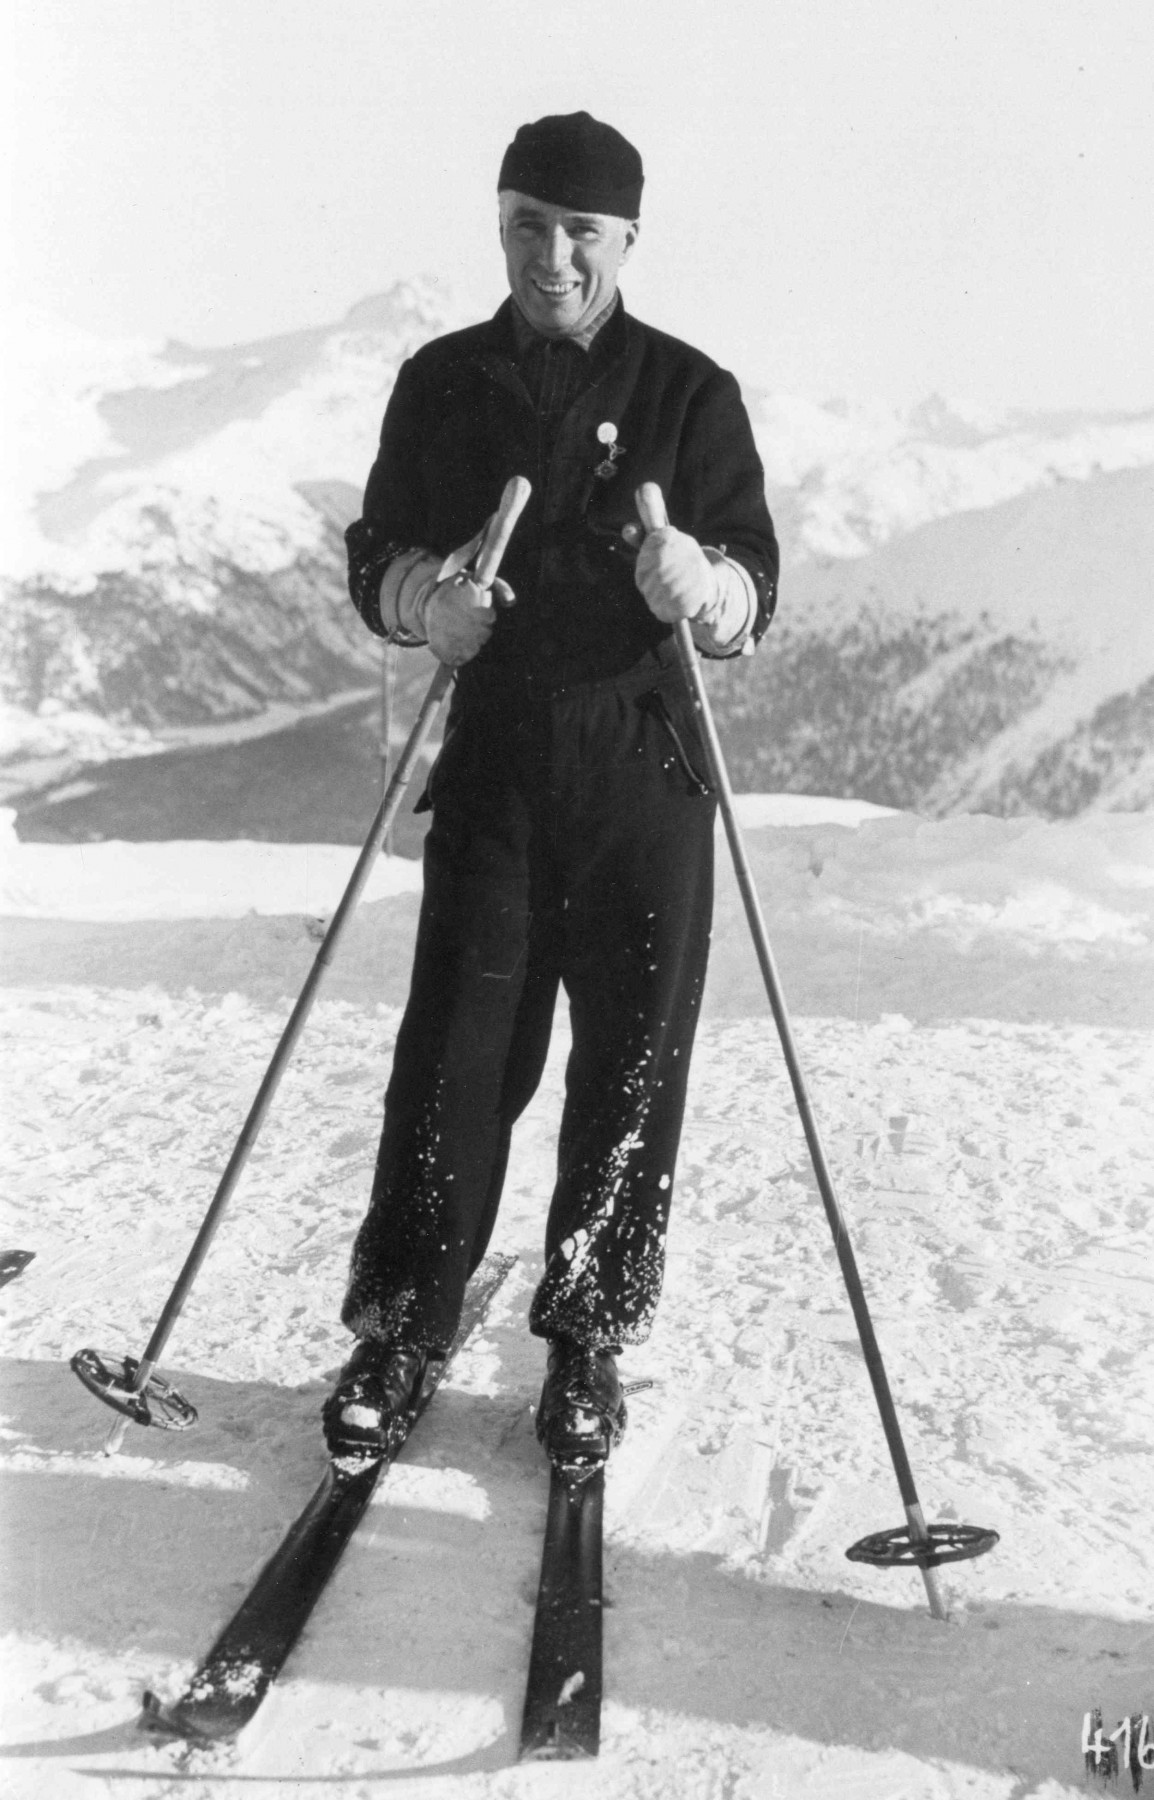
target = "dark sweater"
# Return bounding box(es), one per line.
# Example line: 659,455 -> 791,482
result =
346,296 -> 778,682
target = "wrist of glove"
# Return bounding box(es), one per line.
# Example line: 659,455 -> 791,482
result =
691,549 -> 756,655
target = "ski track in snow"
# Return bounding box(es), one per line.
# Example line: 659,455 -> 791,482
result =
1,959 -> 1152,1796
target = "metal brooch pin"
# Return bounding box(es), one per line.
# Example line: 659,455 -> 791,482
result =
593,420 -> 625,480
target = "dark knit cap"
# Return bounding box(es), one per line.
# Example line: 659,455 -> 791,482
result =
498,111 -> 643,218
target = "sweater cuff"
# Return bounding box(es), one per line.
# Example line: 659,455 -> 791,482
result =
379,548 -> 442,645
691,549 -> 757,656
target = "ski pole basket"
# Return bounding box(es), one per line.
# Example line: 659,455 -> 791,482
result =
632,481 -> 999,1624
0,1250 -> 35,1288
70,476 -> 532,1455
847,1521 -> 999,1569
70,1348 -> 198,1431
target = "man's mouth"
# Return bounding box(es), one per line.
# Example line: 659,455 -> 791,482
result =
531,279 -> 580,298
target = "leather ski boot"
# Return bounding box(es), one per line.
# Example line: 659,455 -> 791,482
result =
536,1337 -> 627,1476
322,1339 -> 430,1462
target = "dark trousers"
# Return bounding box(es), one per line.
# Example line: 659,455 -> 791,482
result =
341,652 -> 717,1352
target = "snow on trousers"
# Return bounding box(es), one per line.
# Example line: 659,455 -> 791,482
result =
341,649 -> 717,1353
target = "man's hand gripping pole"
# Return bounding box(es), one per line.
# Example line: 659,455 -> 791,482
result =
635,483 -> 997,1620
73,476 -> 532,1453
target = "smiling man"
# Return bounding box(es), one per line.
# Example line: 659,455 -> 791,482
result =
326,112 -> 778,1474
500,190 -> 637,339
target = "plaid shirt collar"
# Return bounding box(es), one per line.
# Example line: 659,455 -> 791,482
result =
509,289 -> 621,359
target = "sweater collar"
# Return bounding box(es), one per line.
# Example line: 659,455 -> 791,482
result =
485,292 -> 629,364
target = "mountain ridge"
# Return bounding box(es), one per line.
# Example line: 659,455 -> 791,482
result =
3,285 -> 1152,815
706,464 -> 1154,815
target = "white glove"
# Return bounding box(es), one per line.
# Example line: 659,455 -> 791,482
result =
380,520 -> 515,666
420,571 -> 513,666
633,524 -> 756,655
633,525 -> 716,623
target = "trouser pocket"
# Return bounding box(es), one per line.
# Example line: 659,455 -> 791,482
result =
637,687 -> 713,796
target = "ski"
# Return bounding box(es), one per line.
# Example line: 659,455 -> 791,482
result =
141,1251 -> 516,1743
518,1462 -> 604,1759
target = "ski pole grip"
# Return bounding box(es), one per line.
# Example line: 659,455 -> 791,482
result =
635,482 -> 669,534
474,474 -> 532,587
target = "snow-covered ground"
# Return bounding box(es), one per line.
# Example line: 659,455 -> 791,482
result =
1,800 -> 1152,1798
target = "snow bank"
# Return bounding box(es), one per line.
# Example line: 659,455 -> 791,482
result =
0,809 -> 422,921
0,797 -> 886,923
766,808 -> 1154,953
730,794 -> 897,829
3,803 -> 1151,957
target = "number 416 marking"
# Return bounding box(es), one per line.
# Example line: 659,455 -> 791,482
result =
1082,1710 -> 1153,1785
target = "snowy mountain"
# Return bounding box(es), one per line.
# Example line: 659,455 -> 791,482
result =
748,388 -> 1154,561
2,285 -> 1153,813
1,283 -> 458,785
716,465 -> 1154,814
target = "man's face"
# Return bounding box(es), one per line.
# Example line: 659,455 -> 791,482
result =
499,190 -> 639,337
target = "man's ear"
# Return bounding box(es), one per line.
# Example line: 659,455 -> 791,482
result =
620,219 -> 640,262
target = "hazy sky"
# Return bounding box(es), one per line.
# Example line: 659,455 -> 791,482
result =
5,0 -> 1152,410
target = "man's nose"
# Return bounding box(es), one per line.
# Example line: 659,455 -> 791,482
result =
541,225 -> 573,270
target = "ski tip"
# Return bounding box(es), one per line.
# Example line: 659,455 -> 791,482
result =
139,1691 -> 188,1741
134,1256 -> 517,1754
139,1687 -> 242,1746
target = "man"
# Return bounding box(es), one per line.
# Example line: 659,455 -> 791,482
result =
325,112 -> 778,1472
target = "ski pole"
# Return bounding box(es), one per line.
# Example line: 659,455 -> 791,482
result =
635,483 -> 997,1618
380,638 -> 399,849
74,474 -> 532,1453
